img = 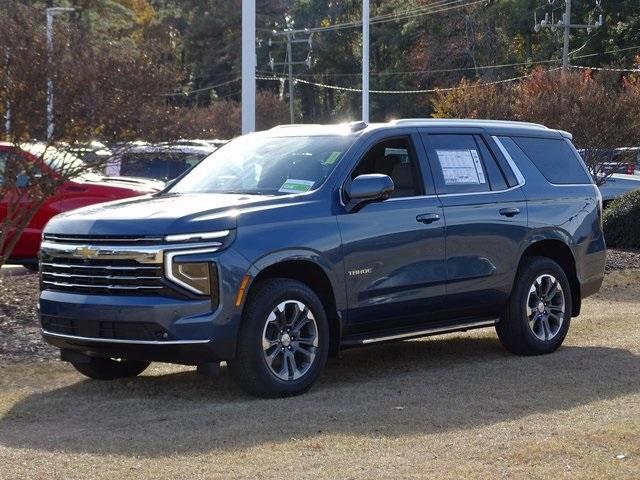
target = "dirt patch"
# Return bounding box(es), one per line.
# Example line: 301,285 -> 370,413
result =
0,274 -> 57,364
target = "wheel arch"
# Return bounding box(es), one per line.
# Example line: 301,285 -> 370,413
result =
518,237 -> 581,317
244,252 -> 344,356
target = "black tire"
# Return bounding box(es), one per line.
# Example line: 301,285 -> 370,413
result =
71,357 -> 150,380
229,278 -> 330,398
22,263 -> 39,272
496,256 -> 572,355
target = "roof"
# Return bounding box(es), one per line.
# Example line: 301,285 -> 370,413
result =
266,118 -> 570,138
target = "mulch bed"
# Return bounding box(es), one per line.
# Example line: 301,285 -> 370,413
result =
2,248 -> 640,365
0,275 -> 57,364
605,248 -> 640,272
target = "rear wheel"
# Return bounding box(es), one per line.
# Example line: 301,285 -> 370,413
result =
497,256 -> 572,355
229,278 -> 329,398
71,357 -> 150,380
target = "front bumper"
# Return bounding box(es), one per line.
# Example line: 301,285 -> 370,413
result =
39,246 -> 251,364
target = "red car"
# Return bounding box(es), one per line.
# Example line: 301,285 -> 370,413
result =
0,143 -> 163,269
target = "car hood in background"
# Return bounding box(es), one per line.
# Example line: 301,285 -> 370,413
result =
44,193 -> 282,236
82,176 -> 165,192
598,173 -> 640,202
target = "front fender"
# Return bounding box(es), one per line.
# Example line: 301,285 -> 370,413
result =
247,248 -> 346,312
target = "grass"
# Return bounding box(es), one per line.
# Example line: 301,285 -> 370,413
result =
0,271 -> 639,479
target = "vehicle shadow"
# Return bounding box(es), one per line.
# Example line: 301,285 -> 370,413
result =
0,335 -> 638,457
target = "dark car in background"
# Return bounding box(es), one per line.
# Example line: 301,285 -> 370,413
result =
39,120 -> 605,397
105,143 -> 216,182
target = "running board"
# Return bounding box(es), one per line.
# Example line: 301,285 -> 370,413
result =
359,319 -> 498,345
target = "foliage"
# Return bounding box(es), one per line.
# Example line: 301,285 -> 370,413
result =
431,68 -> 640,184
603,189 -> 640,249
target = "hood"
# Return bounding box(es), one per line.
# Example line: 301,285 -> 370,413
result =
45,193 -> 281,236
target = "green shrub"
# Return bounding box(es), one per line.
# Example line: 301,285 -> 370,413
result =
603,189 -> 640,249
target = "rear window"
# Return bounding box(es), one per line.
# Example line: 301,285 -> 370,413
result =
511,136 -> 591,184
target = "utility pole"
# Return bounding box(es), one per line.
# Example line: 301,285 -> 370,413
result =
268,28 -> 313,124
362,0 -> 369,123
46,6 -> 76,142
286,32 -> 295,124
562,0 -> 572,68
241,0 -> 256,134
534,0 -> 603,69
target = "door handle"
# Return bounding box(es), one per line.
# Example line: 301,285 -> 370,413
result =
499,207 -> 521,217
416,213 -> 441,224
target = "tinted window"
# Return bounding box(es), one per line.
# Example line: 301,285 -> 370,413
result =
427,134 -> 507,194
352,137 -> 423,198
511,136 -> 591,184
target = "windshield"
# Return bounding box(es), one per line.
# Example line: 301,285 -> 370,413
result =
21,144 -> 103,181
169,134 -> 355,195
118,151 -> 208,180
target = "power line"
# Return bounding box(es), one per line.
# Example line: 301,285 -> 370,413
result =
257,58 -> 563,78
572,45 -> 640,60
160,77 -> 241,97
571,65 -> 640,72
257,68 -> 562,94
274,0 -> 486,35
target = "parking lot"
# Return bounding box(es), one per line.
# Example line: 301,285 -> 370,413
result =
0,269 -> 638,479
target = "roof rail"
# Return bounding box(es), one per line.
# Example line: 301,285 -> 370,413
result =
269,124 -> 323,130
390,118 -> 548,129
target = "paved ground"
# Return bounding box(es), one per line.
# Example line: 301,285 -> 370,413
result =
0,270 -> 638,479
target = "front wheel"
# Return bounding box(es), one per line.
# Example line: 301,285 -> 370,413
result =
497,256 -> 572,355
71,357 -> 151,380
229,278 -> 330,398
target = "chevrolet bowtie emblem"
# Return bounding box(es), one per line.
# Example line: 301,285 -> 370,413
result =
74,246 -> 99,259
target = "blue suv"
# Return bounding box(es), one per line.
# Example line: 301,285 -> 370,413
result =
39,119 -> 606,397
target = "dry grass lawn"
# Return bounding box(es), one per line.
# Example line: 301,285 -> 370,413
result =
0,271 -> 639,479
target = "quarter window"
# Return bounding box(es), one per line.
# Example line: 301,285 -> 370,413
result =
351,137 -> 424,198
510,136 -> 592,185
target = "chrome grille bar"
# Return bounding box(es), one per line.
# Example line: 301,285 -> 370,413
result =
42,280 -> 164,290
42,271 -> 161,280
41,262 -> 159,271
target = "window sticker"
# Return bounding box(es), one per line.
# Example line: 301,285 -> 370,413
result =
324,151 -> 342,165
279,178 -> 316,194
436,149 -> 487,185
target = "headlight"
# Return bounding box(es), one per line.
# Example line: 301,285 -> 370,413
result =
165,248 -> 221,297
165,230 -> 230,243
171,261 -> 212,295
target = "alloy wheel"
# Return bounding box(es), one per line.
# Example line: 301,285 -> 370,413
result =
261,300 -> 319,381
526,274 -> 566,341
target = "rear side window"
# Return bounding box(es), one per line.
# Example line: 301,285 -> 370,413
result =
511,136 -> 591,184
426,134 -> 508,194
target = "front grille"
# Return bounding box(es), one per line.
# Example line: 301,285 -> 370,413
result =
43,233 -> 164,245
40,258 -> 166,296
41,315 -> 174,341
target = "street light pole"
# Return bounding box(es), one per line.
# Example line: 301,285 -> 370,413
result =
362,0 -> 370,123
46,7 -> 75,142
241,0 -> 256,134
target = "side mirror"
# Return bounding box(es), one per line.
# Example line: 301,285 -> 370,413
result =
344,174 -> 394,213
